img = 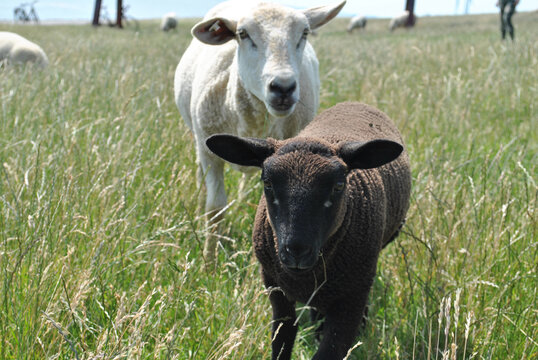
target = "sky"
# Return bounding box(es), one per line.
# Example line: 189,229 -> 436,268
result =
0,0 -> 537,22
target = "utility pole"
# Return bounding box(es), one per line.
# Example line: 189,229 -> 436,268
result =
405,0 -> 416,27
92,0 -> 102,26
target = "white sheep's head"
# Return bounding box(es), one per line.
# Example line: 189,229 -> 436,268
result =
192,1 -> 346,117
205,134 -> 403,273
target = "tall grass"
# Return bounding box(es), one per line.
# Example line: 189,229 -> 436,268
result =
0,13 -> 536,359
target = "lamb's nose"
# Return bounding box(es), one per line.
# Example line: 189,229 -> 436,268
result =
282,244 -> 311,264
269,79 -> 297,97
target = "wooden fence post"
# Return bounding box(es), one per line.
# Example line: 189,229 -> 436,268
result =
405,0 -> 416,27
116,0 -> 123,28
92,0 -> 102,26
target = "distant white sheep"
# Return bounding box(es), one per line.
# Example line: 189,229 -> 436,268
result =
0,31 -> 48,68
160,12 -> 177,31
389,10 -> 411,31
347,15 -> 367,32
174,0 -> 346,261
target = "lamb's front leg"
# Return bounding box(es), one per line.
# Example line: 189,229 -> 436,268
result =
267,286 -> 297,360
313,307 -> 363,360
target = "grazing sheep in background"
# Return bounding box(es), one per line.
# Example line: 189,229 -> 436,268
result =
347,15 -> 367,33
206,102 -> 412,359
389,10 -> 413,32
0,31 -> 48,68
160,12 -> 177,31
174,0 -> 346,262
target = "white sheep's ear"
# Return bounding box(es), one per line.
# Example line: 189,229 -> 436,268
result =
192,17 -> 237,45
206,134 -> 276,167
303,1 -> 346,30
338,139 -> 403,170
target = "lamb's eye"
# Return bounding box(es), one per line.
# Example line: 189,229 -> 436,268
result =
263,179 -> 273,191
333,181 -> 345,193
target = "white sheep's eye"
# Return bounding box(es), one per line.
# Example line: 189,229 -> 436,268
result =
237,29 -> 257,49
297,29 -> 308,49
237,28 -> 248,40
333,181 -> 345,193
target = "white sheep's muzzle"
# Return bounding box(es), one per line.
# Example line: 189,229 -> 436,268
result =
266,79 -> 298,117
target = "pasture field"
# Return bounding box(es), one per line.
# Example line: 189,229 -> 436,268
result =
0,12 -> 536,359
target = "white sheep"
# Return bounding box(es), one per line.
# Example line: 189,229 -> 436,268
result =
347,15 -> 367,33
0,32 -> 48,68
160,12 -> 177,31
174,0 -> 346,261
389,10 -> 412,32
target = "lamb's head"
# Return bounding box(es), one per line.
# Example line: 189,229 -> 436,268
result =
206,134 -> 403,273
192,1 -> 345,117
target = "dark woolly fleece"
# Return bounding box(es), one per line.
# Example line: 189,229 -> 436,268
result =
252,102 -> 412,359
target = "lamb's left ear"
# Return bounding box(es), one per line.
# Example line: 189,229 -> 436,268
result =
338,139 -> 403,170
192,17 -> 237,45
304,1 -> 346,30
206,134 -> 276,167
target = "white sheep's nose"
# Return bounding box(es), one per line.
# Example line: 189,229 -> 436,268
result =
267,75 -> 298,116
269,78 -> 297,97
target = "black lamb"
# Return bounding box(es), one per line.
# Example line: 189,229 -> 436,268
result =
206,102 -> 412,359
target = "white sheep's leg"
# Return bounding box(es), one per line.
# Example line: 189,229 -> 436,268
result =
198,148 -> 227,266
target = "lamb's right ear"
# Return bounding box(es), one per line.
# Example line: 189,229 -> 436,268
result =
192,17 -> 237,45
206,134 -> 276,167
338,139 -> 403,170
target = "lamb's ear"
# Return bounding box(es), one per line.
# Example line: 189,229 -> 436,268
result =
339,139 -> 403,170
192,17 -> 237,45
206,134 -> 276,167
304,1 -> 346,30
